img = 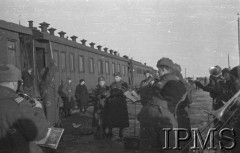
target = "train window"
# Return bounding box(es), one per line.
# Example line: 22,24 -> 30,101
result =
137,68 -> 142,74
122,65 -> 125,75
53,50 -> 59,69
69,53 -> 75,72
112,62 -> 115,74
78,55 -> 84,72
89,58 -> 94,73
105,61 -> 109,74
117,64 -> 121,72
7,40 -> 17,65
61,52 -> 66,71
98,60 -> 103,74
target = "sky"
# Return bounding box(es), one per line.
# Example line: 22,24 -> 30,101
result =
1,0 -> 239,77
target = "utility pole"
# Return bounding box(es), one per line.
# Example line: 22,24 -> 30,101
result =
19,15 -> 21,25
238,13 -> 240,78
238,13 -> 240,65
185,68 -> 186,79
228,54 -> 230,69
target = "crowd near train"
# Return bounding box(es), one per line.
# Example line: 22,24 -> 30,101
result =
0,19 -> 240,153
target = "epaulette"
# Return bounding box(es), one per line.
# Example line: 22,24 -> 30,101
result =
15,97 -> 24,103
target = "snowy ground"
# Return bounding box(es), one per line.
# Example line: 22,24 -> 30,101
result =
57,91 -> 219,153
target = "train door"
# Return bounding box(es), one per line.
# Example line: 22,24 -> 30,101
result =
35,47 -> 47,79
7,40 -> 17,66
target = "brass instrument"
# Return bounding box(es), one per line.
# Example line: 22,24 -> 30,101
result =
211,89 -> 240,122
209,66 -> 222,77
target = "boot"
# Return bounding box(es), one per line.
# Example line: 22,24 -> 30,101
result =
119,128 -> 123,138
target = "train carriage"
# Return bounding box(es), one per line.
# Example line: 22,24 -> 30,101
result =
0,19 -> 155,97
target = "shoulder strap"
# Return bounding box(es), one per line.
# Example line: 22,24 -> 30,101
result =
14,97 -> 24,104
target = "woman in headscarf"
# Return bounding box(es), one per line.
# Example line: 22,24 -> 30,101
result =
75,79 -> 89,113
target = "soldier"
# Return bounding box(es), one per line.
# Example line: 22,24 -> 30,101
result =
105,72 -> 129,138
138,58 -> 191,153
22,67 -> 35,97
140,70 -> 154,87
195,65 -> 225,127
75,79 -> 89,113
39,60 -> 63,127
0,64 -> 49,153
227,66 -> 240,153
92,77 -> 109,139
62,78 -> 75,116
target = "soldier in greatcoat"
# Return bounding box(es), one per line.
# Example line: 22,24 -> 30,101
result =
0,64 -> 49,153
138,58 -> 191,153
39,61 -> 63,127
104,72 -> 129,138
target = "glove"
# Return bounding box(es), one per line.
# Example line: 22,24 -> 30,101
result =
34,100 -> 43,108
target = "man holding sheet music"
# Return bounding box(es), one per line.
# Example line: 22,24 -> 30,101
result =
0,64 -> 49,153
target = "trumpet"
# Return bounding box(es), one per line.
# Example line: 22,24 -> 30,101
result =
211,89 -> 240,122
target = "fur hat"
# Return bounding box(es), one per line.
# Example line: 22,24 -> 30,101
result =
98,76 -> 105,82
113,72 -> 122,77
230,66 -> 240,78
143,70 -> 151,75
222,68 -> 230,75
0,64 -> 21,82
156,57 -> 175,70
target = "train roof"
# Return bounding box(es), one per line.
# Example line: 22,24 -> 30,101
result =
0,19 -> 154,70
33,28 -> 153,69
0,20 -> 32,35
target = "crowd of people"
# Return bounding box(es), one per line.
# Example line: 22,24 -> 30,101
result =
1,56 -> 240,153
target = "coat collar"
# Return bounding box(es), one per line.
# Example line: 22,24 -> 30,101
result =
0,85 -> 18,99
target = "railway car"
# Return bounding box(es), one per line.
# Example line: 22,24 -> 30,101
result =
0,19 -> 155,97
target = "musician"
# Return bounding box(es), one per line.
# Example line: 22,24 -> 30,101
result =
226,66 -> 240,153
220,68 -> 236,102
92,77 -> 109,139
0,64 -> 49,153
140,70 -> 154,87
195,66 -> 224,110
138,58 -> 191,153
104,72 -> 129,138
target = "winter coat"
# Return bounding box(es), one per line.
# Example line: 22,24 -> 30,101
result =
104,80 -> 129,128
92,84 -> 109,127
75,84 -> 89,108
138,73 -> 191,153
40,81 -> 63,127
0,86 -> 49,153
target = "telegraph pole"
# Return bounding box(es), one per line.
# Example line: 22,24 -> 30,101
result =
185,68 -> 187,79
237,13 -> 240,78
228,54 -> 230,69
238,13 -> 240,65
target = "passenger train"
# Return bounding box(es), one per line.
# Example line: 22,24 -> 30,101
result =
0,19 -> 155,96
